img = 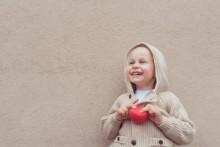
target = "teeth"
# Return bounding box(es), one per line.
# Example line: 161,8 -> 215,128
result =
132,72 -> 142,75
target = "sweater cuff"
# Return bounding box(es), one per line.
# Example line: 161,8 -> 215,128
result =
110,113 -> 123,128
157,116 -> 173,132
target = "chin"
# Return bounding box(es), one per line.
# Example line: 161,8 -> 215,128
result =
130,80 -> 143,85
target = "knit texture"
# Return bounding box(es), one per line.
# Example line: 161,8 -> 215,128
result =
100,91 -> 196,147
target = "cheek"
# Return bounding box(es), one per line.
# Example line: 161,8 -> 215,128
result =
151,65 -> 155,74
143,65 -> 155,74
126,67 -> 131,77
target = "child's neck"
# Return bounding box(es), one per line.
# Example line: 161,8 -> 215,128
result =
136,88 -> 152,91
136,85 -> 154,91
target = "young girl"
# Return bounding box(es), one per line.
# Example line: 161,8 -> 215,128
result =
100,42 -> 196,147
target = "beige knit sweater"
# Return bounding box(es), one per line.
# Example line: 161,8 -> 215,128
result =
100,42 -> 196,147
100,91 -> 196,147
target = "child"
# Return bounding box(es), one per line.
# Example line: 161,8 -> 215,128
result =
100,42 -> 196,147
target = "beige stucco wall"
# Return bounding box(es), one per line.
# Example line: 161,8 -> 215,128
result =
0,0 -> 219,146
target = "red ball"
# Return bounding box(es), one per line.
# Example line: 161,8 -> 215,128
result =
128,106 -> 148,124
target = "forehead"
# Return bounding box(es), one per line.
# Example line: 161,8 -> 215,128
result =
128,47 -> 153,59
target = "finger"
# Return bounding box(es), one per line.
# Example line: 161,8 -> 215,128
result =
122,107 -> 128,118
147,108 -> 154,116
148,116 -> 154,122
145,105 -> 156,117
125,110 -> 128,118
118,108 -> 124,115
122,107 -> 128,114
140,105 -> 150,113
121,108 -> 127,117
132,99 -> 139,104
126,99 -> 139,109
126,104 -> 133,109
129,103 -> 137,108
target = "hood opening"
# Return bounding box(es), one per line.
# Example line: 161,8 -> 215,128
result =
124,42 -> 169,98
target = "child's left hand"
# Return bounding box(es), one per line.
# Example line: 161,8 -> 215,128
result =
140,104 -> 163,125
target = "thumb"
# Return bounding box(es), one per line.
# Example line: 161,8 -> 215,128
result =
126,99 -> 139,109
130,99 -> 139,108
132,99 -> 139,104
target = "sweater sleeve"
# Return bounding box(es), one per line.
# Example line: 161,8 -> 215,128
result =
157,92 -> 196,145
99,94 -> 124,140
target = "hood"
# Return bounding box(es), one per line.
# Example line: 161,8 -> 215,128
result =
124,42 -> 169,98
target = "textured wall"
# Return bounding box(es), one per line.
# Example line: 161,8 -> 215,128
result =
0,0 -> 219,147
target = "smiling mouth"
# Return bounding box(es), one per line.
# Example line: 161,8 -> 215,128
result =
131,71 -> 143,75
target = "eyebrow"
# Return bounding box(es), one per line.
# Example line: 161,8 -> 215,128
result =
129,58 -> 147,61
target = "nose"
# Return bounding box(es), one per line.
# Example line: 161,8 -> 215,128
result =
132,62 -> 139,69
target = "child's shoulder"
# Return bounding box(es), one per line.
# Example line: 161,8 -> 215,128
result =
158,91 -> 185,107
158,91 -> 180,102
158,91 -> 176,97
116,92 -> 130,101
113,92 -> 130,104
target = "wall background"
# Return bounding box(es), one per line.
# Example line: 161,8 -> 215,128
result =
0,0 -> 219,146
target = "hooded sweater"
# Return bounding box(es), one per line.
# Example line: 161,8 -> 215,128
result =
100,42 -> 196,147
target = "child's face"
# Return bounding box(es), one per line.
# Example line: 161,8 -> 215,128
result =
126,47 -> 155,90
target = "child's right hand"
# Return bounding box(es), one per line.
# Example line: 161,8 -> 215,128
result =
115,99 -> 138,121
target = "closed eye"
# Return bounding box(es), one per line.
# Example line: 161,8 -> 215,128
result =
140,60 -> 147,63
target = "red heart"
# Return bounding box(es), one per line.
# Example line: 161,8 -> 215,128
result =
128,106 -> 148,124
